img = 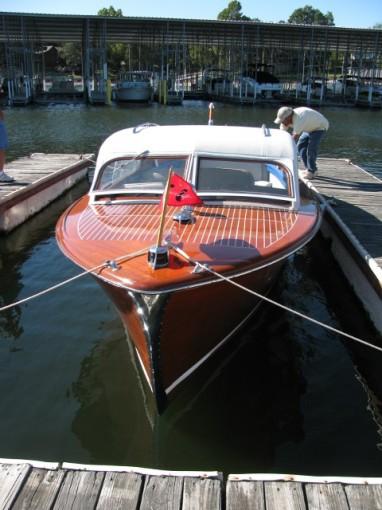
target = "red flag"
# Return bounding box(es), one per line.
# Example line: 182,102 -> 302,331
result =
162,173 -> 203,207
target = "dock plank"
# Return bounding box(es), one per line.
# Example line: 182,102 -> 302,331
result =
96,472 -> 143,510
0,152 -> 93,233
0,464 -> 31,510
345,484 -> 382,509
11,468 -> 65,510
1,462 -> 382,510
140,475 -> 183,510
301,157 -> 382,319
52,470 -> 104,510
305,483 -> 349,509
182,477 -> 222,510
264,481 -> 307,510
226,480 -> 265,510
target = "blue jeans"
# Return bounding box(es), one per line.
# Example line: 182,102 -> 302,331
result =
297,130 -> 326,173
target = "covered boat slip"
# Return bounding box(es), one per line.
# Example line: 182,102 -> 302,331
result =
1,12 -> 382,107
0,153 -> 94,233
1,459 -> 382,509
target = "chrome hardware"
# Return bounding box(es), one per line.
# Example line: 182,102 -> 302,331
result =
192,262 -> 208,274
148,245 -> 169,269
105,259 -> 120,271
173,206 -> 195,224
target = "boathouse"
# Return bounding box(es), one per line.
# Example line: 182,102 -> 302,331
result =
0,12 -> 381,105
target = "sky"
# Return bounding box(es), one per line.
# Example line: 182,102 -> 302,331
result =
1,0 -> 381,29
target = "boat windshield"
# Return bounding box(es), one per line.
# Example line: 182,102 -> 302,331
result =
95,157 -> 187,192
196,157 -> 290,197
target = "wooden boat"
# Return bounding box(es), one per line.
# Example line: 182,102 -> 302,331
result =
115,71 -> 153,102
56,123 -> 321,412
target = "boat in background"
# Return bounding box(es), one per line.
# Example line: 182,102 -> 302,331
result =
56,122 -> 321,412
115,71 -> 153,102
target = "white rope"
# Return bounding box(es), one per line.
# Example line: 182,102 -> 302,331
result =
82,155 -> 96,165
169,244 -> 382,354
0,248 -> 147,313
2,240 -> 379,355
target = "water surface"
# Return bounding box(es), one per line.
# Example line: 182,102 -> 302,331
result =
0,101 -> 381,475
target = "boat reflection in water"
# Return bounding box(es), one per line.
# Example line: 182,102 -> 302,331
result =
56,123 -> 321,412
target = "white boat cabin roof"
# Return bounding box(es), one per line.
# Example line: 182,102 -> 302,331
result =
91,124 -> 300,209
95,124 -> 296,170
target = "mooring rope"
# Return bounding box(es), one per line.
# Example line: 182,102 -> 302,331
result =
0,247 -> 147,313
168,243 -> 382,354
1,242 -> 379,354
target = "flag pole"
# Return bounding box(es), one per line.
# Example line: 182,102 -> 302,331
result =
156,168 -> 173,248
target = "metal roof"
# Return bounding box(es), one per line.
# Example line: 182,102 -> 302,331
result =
1,11 -> 381,52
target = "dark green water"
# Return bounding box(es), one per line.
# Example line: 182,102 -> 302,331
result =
0,101 -> 381,475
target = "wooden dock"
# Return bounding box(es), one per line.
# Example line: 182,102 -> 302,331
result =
227,473 -> 382,509
0,153 -> 94,233
300,158 -> 382,334
1,460 -> 382,509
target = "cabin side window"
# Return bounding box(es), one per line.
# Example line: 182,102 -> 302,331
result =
95,157 -> 187,191
196,158 -> 290,196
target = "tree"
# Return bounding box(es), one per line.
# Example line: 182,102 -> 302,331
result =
217,1 -> 250,21
373,23 -> 382,28
288,5 -> 334,26
97,7 -> 126,72
58,43 -> 82,70
97,6 -> 123,16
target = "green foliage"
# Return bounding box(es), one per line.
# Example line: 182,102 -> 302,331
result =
373,22 -> 382,28
217,1 -> 250,21
107,43 -> 128,73
97,7 -> 125,72
97,6 -> 123,16
288,5 -> 334,25
58,43 -> 82,68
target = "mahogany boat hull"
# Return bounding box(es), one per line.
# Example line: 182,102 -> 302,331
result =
55,124 -> 323,413
96,260 -> 284,412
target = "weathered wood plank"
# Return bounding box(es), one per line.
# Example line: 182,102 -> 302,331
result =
345,484 -> 382,509
95,472 -> 143,510
226,480 -> 264,510
182,477 -> 222,510
140,475 -> 183,510
11,468 -> 65,510
0,463 -> 31,510
305,158 -> 382,277
305,483 -> 349,509
53,470 -> 104,510
264,481 -> 307,510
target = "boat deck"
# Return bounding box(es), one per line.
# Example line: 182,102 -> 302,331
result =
0,153 -> 94,233
1,460 -> 382,509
